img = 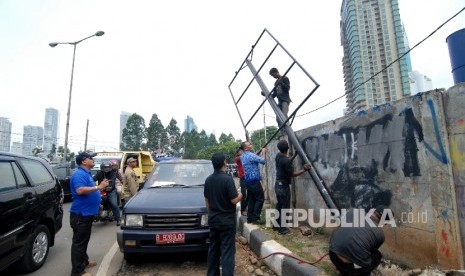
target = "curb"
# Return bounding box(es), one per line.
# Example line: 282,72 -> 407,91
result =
237,216 -> 324,276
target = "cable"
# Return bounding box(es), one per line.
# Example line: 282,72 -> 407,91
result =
258,251 -> 329,267
296,6 -> 465,118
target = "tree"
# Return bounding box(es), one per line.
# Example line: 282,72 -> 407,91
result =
32,146 -> 43,157
181,130 -> 200,159
207,133 -> 218,147
146,113 -> 167,152
198,130 -> 209,150
47,144 -> 57,161
250,126 -> 279,149
218,133 -> 235,144
197,141 -> 240,163
121,113 -> 146,150
57,146 -> 75,162
166,118 -> 182,154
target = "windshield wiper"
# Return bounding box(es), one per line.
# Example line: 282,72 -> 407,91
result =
189,184 -> 205,187
150,183 -> 189,188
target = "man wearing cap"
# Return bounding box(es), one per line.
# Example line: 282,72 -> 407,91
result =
329,206 -> 391,275
122,157 -> 138,204
70,152 -> 109,276
273,140 -> 311,235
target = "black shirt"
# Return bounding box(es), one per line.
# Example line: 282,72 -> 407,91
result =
329,209 -> 385,267
204,170 -> 238,226
272,76 -> 291,103
93,170 -> 117,191
275,153 -> 293,185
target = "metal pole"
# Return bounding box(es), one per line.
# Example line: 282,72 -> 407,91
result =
84,119 -> 89,151
245,59 -> 338,210
63,43 -> 77,162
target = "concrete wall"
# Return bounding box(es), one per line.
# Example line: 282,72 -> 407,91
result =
263,85 -> 465,269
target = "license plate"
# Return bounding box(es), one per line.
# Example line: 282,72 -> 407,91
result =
156,232 -> 185,244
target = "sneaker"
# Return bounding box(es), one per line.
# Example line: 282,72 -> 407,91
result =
241,211 -> 247,216
86,260 -> 97,268
278,228 -> 290,235
272,226 -> 279,231
116,220 -> 121,226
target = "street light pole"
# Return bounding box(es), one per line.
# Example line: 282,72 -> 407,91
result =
49,31 -> 104,162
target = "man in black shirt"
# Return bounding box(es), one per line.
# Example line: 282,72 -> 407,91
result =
329,206 -> 390,275
204,152 -> 243,276
274,140 -> 311,235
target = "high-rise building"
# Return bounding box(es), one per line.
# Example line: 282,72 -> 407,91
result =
22,126 -> 43,156
11,142 -> 22,154
184,116 -> 197,133
340,0 -> 411,113
120,111 -> 132,149
0,117 -> 12,152
44,108 -> 59,156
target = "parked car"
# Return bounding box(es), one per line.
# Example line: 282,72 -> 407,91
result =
117,159 -> 213,261
52,161 -> 77,201
0,152 -> 64,273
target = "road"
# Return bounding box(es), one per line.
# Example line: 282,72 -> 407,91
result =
5,201 -> 123,276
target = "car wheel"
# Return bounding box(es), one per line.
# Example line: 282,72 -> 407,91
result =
16,225 -> 51,273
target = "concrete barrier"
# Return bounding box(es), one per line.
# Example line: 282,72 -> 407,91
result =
263,85 -> 465,269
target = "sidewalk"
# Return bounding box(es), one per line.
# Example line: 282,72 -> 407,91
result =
237,214 -> 331,276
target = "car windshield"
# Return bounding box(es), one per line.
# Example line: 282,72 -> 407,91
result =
145,162 -> 213,188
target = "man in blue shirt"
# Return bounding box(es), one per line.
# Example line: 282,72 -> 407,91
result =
69,152 -> 108,276
240,141 -> 266,224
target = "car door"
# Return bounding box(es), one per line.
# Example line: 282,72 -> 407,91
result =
0,159 -> 34,269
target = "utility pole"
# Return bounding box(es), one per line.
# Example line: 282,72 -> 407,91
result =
84,119 -> 89,151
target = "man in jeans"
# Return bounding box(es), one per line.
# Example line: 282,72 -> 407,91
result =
274,140 -> 311,235
240,141 -> 266,224
204,152 -> 243,276
70,152 -> 108,276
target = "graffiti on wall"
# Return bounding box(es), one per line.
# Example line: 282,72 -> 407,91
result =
302,100 -> 448,210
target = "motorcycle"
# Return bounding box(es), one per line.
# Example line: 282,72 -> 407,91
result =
94,188 -> 115,223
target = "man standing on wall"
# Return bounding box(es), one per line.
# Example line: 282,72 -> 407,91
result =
269,67 -> 291,119
69,152 -> 109,276
274,140 -> 311,235
240,141 -> 266,224
204,152 -> 243,276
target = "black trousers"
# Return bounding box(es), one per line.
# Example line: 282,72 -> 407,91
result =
207,224 -> 236,276
275,182 -> 291,230
239,178 -> 248,212
246,181 -> 264,223
70,213 -> 94,276
329,250 -> 382,276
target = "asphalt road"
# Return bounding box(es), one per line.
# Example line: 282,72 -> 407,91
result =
5,201 -> 123,276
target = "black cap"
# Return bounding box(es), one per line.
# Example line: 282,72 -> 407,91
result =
76,152 -> 96,165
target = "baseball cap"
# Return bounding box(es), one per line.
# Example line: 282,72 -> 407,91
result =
126,157 -> 137,164
76,152 -> 97,165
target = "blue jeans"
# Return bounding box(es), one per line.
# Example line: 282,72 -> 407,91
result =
207,224 -> 236,276
107,190 -> 121,221
246,181 -> 264,223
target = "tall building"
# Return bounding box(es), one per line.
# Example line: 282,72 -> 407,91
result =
22,126 -> 43,156
11,142 -> 22,154
120,111 -> 132,149
44,108 -> 59,156
184,116 -> 197,133
0,117 -> 12,152
340,0 -> 411,113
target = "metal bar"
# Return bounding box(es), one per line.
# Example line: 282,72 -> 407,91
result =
244,97 -> 267,128
245,59 -> 338,210
228,86 -> 250,140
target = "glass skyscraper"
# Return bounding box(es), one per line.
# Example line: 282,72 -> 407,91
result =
340,0 -> 411,113
44,108 -> 59,156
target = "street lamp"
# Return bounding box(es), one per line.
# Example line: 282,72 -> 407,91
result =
49,31 -> 104,162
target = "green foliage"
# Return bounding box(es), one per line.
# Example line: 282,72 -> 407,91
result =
218,132 -> 235,144
197,140 -> 240,163
207,133 -> 218,147
57,146 -> 75,162
250,126 -> 279,149
166,118 -> 182,154
121,113 -> 146,151
47,144 -> 57,161
146,113 -> 167,152
181,130 -> 200,159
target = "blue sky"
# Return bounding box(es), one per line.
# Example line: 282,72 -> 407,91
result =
0,0 -> 464,153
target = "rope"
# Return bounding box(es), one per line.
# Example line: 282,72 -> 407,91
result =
257,251 -> 329,267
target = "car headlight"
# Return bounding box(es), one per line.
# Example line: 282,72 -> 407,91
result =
201,214 -> 208,226
125,214 -> 143,227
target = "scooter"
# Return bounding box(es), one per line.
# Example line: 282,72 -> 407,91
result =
94,188 -> 115,223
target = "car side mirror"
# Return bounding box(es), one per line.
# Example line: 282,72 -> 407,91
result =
70,160 -> 76,169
